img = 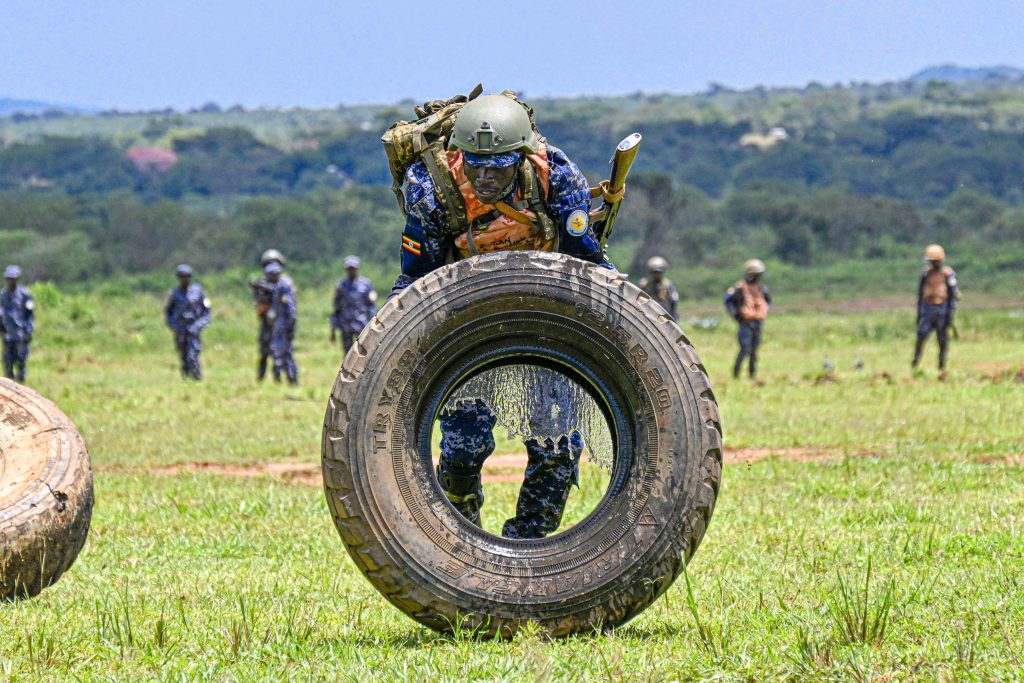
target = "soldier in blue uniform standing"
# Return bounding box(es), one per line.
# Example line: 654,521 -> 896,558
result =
250,248 -> 293,381
331,255 -> 377,353
265,261 -> 299,384
165,264 -> 211,380
1,265 -> 35,383
392,94 -> 613,539
913,244 -> 959,372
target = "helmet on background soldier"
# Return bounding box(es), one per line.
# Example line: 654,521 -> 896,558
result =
175,264 -> 193,277
646,256 -> 668,273
3,265 -> 22,279
448,95 -> 542,159
743,259 -> 766,279
924,244 -> 946,262
261,249 -> 287,267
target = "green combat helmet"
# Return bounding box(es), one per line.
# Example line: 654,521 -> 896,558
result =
448,95 -> 542,156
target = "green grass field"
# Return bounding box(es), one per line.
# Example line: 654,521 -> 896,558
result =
1,283 -> 1023,680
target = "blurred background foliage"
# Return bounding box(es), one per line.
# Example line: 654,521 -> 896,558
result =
2,75 -> 1024,298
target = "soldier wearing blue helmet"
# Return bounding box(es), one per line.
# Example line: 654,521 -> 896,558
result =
391,93 -> 615,539
265,261 -> 299,384
1,265 -> 35,382
331,255 -> 377,353
165,264 -> 211,380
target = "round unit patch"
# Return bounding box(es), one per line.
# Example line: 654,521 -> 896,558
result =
566,209 -> 589,236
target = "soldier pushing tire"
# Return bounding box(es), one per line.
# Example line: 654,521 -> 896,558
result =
321,252 -> 722,637
1,379 -> 92,600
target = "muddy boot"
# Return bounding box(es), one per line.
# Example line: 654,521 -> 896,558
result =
437,465 -> 483,526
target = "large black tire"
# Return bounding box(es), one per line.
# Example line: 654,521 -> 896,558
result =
322,252 -> 722,636
1,379 -> 93,600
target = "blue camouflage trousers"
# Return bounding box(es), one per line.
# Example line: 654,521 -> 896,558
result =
271,324 -> 298,383
3,340 -> 29,382
174,331 -> 202,379
437,399 -> 582,539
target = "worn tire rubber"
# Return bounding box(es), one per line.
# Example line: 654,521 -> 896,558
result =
0,379 -> 93,600
322,251 -> 722,636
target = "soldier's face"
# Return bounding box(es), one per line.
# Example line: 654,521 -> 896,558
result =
346,266 -> 358,279
5,277 -> 15,289
464,162 -> 517,204
177,275 -> 191,287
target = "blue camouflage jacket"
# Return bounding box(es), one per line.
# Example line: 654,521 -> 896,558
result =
1,286 -> 34,342
165,284 -> 211,335
393,145 -> 612,292
269,279 -> 298,330
332,276 -> 377,332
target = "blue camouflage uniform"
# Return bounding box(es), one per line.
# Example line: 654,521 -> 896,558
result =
332,276 -> 377,352
269,278 -> 299,384
395,144 -> 608,539
913,265 -> 958,370
165,283 -> 211,379
1,285 -> 34,382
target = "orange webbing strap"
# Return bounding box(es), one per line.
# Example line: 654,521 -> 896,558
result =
590,180 -> 626,203
494,201 -> 536,227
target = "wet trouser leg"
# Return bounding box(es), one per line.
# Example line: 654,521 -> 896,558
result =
502,432 -> 583,539
437,400 -> 496,525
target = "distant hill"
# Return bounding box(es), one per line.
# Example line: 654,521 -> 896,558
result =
0,97 -> 94,116
910,64 -> 1024,83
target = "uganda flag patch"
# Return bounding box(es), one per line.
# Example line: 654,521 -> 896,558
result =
402,235 -> 422,256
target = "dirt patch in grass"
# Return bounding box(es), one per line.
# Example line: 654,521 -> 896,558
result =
98,446 -> 913,486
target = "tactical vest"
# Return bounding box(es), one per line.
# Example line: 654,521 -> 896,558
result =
738,281 -> 768,321
921,267 -> 950,305
449,146 -> 554,258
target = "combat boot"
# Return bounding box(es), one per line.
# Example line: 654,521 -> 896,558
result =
436,465 -> 484,525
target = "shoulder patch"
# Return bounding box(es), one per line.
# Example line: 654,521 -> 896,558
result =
203,297 -> 211,308
368,291 -> 378,303
566,209 -> 589,236
24,299 -> 35,311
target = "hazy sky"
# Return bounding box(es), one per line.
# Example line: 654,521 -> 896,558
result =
2,0 -> 1023,110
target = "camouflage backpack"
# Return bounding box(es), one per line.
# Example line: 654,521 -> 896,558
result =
380,85 -> 547,237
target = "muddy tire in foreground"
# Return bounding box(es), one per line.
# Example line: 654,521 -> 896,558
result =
322,252 -> 722,636
1,379 -> 93,600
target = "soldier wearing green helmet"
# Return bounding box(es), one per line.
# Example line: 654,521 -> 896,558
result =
639,256 -> 679,321
390,90 -> 614,539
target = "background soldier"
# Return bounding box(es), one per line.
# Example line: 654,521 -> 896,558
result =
250,248 -> 292,381
638,256 -> 679,320
913,244 -> 958,372
1,265 -> 34,383
394,93 -> 612,539
725,259 -> 772,380
331,255 -> 377,353
164,264 -> 211,380
265,261 -> 298,384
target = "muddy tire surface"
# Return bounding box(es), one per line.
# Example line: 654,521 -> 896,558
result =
0,379 -> 93,600
322,252 -> 722,636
